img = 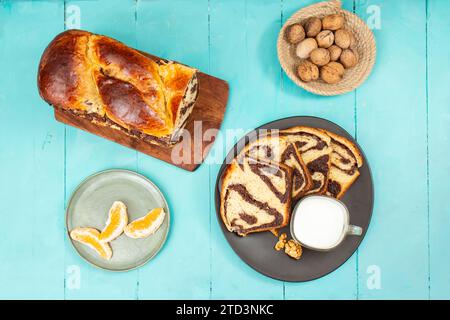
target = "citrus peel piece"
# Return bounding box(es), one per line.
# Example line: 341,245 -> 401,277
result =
124,207 -> 165,239
99,201 -> 128,243
70,227 -> 113,260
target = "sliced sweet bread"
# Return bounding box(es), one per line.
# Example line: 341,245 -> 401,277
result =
239,135 -> 312,199
281,126 -> 332,195
220,157 -> 293,236
321,130 -> 363,199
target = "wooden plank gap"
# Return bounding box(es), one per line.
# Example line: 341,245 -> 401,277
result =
425,0 -> 431,300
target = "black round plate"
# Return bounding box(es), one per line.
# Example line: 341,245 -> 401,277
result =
214,116 -> 374,282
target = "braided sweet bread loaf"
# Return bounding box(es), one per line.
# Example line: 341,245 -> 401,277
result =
38,30 -> 198,146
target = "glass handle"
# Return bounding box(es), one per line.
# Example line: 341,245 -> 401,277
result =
347,224 -> 363,236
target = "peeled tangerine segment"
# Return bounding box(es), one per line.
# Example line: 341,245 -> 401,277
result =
124,207 -> 165,239
70,227 -> 112,260
99,201 -> 128,243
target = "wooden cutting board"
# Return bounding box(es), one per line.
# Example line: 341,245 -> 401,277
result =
55,59 -> 228,172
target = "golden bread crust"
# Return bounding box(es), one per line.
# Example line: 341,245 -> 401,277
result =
322,130 -> 363,167
38,30 -> 197,142
282,126 -> 332,144
320,129 -> 363,199
281,126 -> 332,195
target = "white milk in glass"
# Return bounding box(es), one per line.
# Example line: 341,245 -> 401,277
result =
292,196 -> 348,250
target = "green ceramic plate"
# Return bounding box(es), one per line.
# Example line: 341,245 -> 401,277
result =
66,169 -> 170,271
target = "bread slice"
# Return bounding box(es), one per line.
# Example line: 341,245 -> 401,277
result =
281,126 -> 332,194
321,130 -> 363,199
239,135 -> 312,199
220,157 -> 293,236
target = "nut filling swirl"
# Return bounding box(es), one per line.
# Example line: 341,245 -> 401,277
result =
323,131 -> 363,199
281,127 -> 332,194
239,135 -> 312,199
220,157 -> 293,236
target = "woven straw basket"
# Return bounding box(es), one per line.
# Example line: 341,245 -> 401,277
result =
277,0 -> 376,96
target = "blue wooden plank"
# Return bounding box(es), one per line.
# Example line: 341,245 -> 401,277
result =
0,0 -> 446,300
0,0 -> 65,299
355,0 -> 429,299
63,0 -> 139,300
208,0 -> 286,299
282,0 -> 358,299
427,0 -> 450,300
135,0 -> 211,299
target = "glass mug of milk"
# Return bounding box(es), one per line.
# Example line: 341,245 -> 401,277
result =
290,195 -> 362,251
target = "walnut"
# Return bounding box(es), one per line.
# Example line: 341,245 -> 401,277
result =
349,32 -> 356,48
334,29 -> 353,49
274,233 -> 287,251
295,38 -> 318,59
286,24 -> 305,44
322,14 -> 345,31
310,48 -> 330,66
297,60 -> 319,82
316,30 -> 334,48
328,45 -> 342,61
284,240 -> 303,260
340,49 -> 358,68
304,17 -> 322,37
320,62 -> 345,84
275,241 -> 285,251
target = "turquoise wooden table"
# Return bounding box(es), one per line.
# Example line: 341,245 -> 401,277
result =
0,0 -> 449,300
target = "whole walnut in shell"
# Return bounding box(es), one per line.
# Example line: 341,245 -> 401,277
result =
295,38 -> 318,59
320,62 -> 345,84
310,48 -> 330,66
316,30 -> 334,48
334,29 -> 353,49
349,31 -> 356,48
286,24 -> 305,44
328,45 -> 342,61
322,14 -> 345,30
297,60 -> 319,82
340,49 -> 358,68
304,17 -> 322,37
